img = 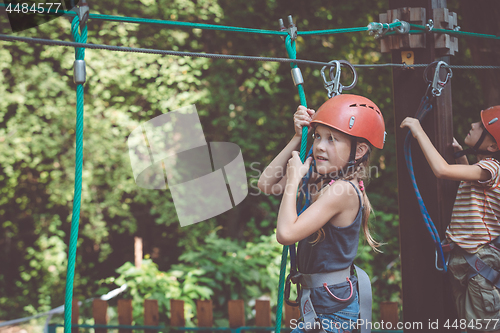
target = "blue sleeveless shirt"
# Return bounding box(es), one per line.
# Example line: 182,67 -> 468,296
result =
297,180 -> 363,313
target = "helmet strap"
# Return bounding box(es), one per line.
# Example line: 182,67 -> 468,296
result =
312,138 -> 372,191
453,130 -> 490,159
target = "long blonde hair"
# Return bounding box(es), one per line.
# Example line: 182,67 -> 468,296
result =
309,145 -> 383,252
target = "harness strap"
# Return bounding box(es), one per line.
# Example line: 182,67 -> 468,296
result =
446,237 -> 500,288
298,266 -> 372,333
299,267 -> 350,288
355,265 -> 372,333
463,252 -> 500,288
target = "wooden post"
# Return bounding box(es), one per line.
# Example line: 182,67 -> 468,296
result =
72,299 -> 79,333
388,0 -> 460,331
284,303 -> 300,329
117,299 -> 133,333
228,300 -> 245,329
380,302 -> 399,329
196,300 -> 213,333
254,300 -> 271,327
170,300 -> 186,327
92,299 -> 108,333
144,299 -> 159,333
134,237 -> 143,268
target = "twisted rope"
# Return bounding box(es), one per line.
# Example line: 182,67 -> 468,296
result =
63,14 -> 87,333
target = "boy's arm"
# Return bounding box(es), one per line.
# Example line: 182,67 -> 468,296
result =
257,134 -> 301,195
400,117 -> 490,182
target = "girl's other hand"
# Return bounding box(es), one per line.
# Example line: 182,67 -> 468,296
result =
400,117 -> 424,138
294,105 -> 315,137
286,151 -> 313,183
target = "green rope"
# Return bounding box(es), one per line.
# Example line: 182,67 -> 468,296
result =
1,2 -> 499,40
408,23 -> 500,40
0,3 -> 402,38
63,15 -> 87,333
274,35 -> 309,333
299,26 -> 368,36
284,37 -> 308,160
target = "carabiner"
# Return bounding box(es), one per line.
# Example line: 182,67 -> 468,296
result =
435,248 -> 450,272
284,273 -> 301,307
321,60 -> 358,98
423,61 -> 453,97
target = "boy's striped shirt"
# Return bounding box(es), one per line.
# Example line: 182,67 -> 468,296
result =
446,158 -> 500,253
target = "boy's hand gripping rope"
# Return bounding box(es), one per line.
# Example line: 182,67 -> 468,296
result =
63,11 -> 88,333
403,61 -> 453,272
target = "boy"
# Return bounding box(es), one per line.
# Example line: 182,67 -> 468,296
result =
401,106 -> 500,333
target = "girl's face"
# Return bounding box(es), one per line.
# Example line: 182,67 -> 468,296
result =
464,121 -> 496,149
312,125 -> 352,176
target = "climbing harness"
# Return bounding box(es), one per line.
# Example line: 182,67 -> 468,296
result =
403,61 -> 453,272
442,237 -> 500,289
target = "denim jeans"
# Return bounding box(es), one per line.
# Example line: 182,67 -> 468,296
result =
291,292 -> 360,333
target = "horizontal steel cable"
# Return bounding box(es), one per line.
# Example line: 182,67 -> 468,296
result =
1,34 -> 500,69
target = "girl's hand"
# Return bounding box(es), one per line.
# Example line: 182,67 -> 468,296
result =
400,117 -> 424,138
286,151 -> 313,183
294,105 -> 315,137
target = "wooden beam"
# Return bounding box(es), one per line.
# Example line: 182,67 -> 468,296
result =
284,303 -> 300,329
228,300 -> 245,328
134,236 -> 143,268
72,299 -> 79,333
144,299 -> 159,333
255,300 -> 271,327
389,0 -> 460,331
117,299 -> 133,333
380,302 -> 399,328
196,300 -> 213,333
170,299 -> 185,327
92,299 -> 108,333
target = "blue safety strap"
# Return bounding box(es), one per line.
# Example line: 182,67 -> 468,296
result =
403,91 -> 447,272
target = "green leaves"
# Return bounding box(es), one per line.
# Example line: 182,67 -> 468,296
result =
100,231 -> 283,325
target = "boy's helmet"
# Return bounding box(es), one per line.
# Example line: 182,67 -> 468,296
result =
310,94 -> 386,149
481,106 -> 500,145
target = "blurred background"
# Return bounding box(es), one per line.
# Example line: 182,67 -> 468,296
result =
1,0 -> 499,330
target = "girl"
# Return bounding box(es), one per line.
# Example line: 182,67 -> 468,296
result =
258,94 -> 386,333
401,106 -> 500,333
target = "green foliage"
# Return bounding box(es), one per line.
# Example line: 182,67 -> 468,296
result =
0,0 -> 492,326
102,231 -> 284,326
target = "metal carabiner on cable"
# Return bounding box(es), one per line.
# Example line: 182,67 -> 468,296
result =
423,61 -> 453,97
321,60 -> 358,98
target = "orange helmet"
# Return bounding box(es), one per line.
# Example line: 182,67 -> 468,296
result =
481,105 -> 500,145
310,94 -> 386,149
